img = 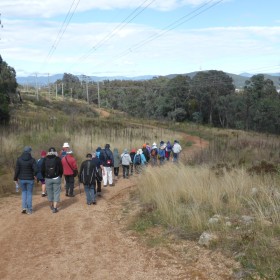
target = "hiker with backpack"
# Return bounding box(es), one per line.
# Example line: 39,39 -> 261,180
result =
133,149 -> 146,174
113,148 -> 121,180
41,147 -> 63,214
99,143 -> 114,187
165,141 -> 173,161
61,150 -> 78,197
37,150 -> 47,197
150,142 -> 158,166
172,140 -> 182,162
14,146 -> 38,215
129,148 -> 136,175
79,153 -> 97,205
92,152 -> 103,197
142,143 -> 150,163
120,149 -> 132,179
158,141 -> 166,165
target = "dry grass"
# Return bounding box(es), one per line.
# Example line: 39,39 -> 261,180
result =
136,163 -> 280,278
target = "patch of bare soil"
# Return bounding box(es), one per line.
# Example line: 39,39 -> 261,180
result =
0,134 -> 238,280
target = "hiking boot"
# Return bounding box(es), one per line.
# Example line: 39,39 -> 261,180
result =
41,193 -> 47,197
92,201 -> 96,205
103,185 -> 108,187
109,183 -> 114,187
87,203 -> 91,205
65,193 -> 69,197
27,211 -> 32,215
97,192 -> 101,197
21,209 -> 27,214
50,205 -> 54,211
68,194 -> 75,197
52,208 -> 58,213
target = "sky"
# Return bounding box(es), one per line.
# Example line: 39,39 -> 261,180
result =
0,0 -> 280,78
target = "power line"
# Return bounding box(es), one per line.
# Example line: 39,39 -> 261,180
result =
83,0 -> 224,71
41,0 -> 81,70
116,0 -> 224,60
72,0 -> 155,68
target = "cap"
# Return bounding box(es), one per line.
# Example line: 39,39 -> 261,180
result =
41,150 -> 47,157
23,146 -> 32,153
63,142 -> 70,148
49,147 -> 56,152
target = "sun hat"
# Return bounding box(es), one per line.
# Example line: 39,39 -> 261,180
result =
63,142 -> 70,148
41,150 -> 47,157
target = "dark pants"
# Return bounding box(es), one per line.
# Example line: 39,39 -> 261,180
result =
95,179 -> 101,193
130,163 -> 134,175
65,175 -> 75,195
122,165 -> 129,178
114,167 -> 119,177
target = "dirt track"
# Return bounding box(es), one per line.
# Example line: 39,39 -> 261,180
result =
0,135 -> 238,280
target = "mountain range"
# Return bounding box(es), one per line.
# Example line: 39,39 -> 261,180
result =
17,72 -> 280,89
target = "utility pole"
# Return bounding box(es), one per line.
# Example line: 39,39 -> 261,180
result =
70,88 -> 73,101
55,83 -> 58,99
97,81 -> 100,108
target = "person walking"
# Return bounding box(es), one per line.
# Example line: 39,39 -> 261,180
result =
37,150 -> 47,197
129,149 -> 136,175
100,144 -> 114,187
150,142 -> 158,166
120,149 -> 131,179
158,141 -> 166,165
172,140 -> 182,162
133,149 -> 147,174
61,150 -> 78,197
14,146 -> 38,214
59,142 -> 70,158
142,143 -> 150,163
165,141 -> 173,161
113,148 -> 121,180
92,152 -> 103,197
79,153 -> 97,205
41,147 -> 63,213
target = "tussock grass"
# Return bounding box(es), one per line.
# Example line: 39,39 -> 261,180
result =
136,163 -> 280,278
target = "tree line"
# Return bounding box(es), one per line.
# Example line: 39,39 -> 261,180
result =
1,58 -> 280,134
98,71 -> 280,134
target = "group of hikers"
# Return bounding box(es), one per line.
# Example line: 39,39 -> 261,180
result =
13,140 -> 182,215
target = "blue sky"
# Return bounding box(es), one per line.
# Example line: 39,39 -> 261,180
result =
0,0 -> 280,77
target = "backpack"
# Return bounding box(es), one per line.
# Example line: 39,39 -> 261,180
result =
134,154 -> 141,165
104,150 -> 112,166
45,157 -> 58,178
151,149 -> 157,157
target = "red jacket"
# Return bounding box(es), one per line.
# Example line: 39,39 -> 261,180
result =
61,154 -> 78,175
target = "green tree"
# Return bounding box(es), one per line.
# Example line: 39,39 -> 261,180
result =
0,55 -> 18,123
191,70 -> 235,125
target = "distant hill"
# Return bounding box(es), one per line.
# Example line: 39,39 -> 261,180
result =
17,72 -> 279,89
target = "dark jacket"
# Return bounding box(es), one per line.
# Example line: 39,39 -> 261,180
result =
100,148 -> 114,167
14,152 -> 38,181
41,155 -> 63,179
142,147 -> 150,162
36,158 -> 44,180
79,159 -> 96,185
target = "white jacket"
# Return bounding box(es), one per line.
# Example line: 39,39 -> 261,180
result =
172,143 -> 182,153
121,153 -> 132,165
